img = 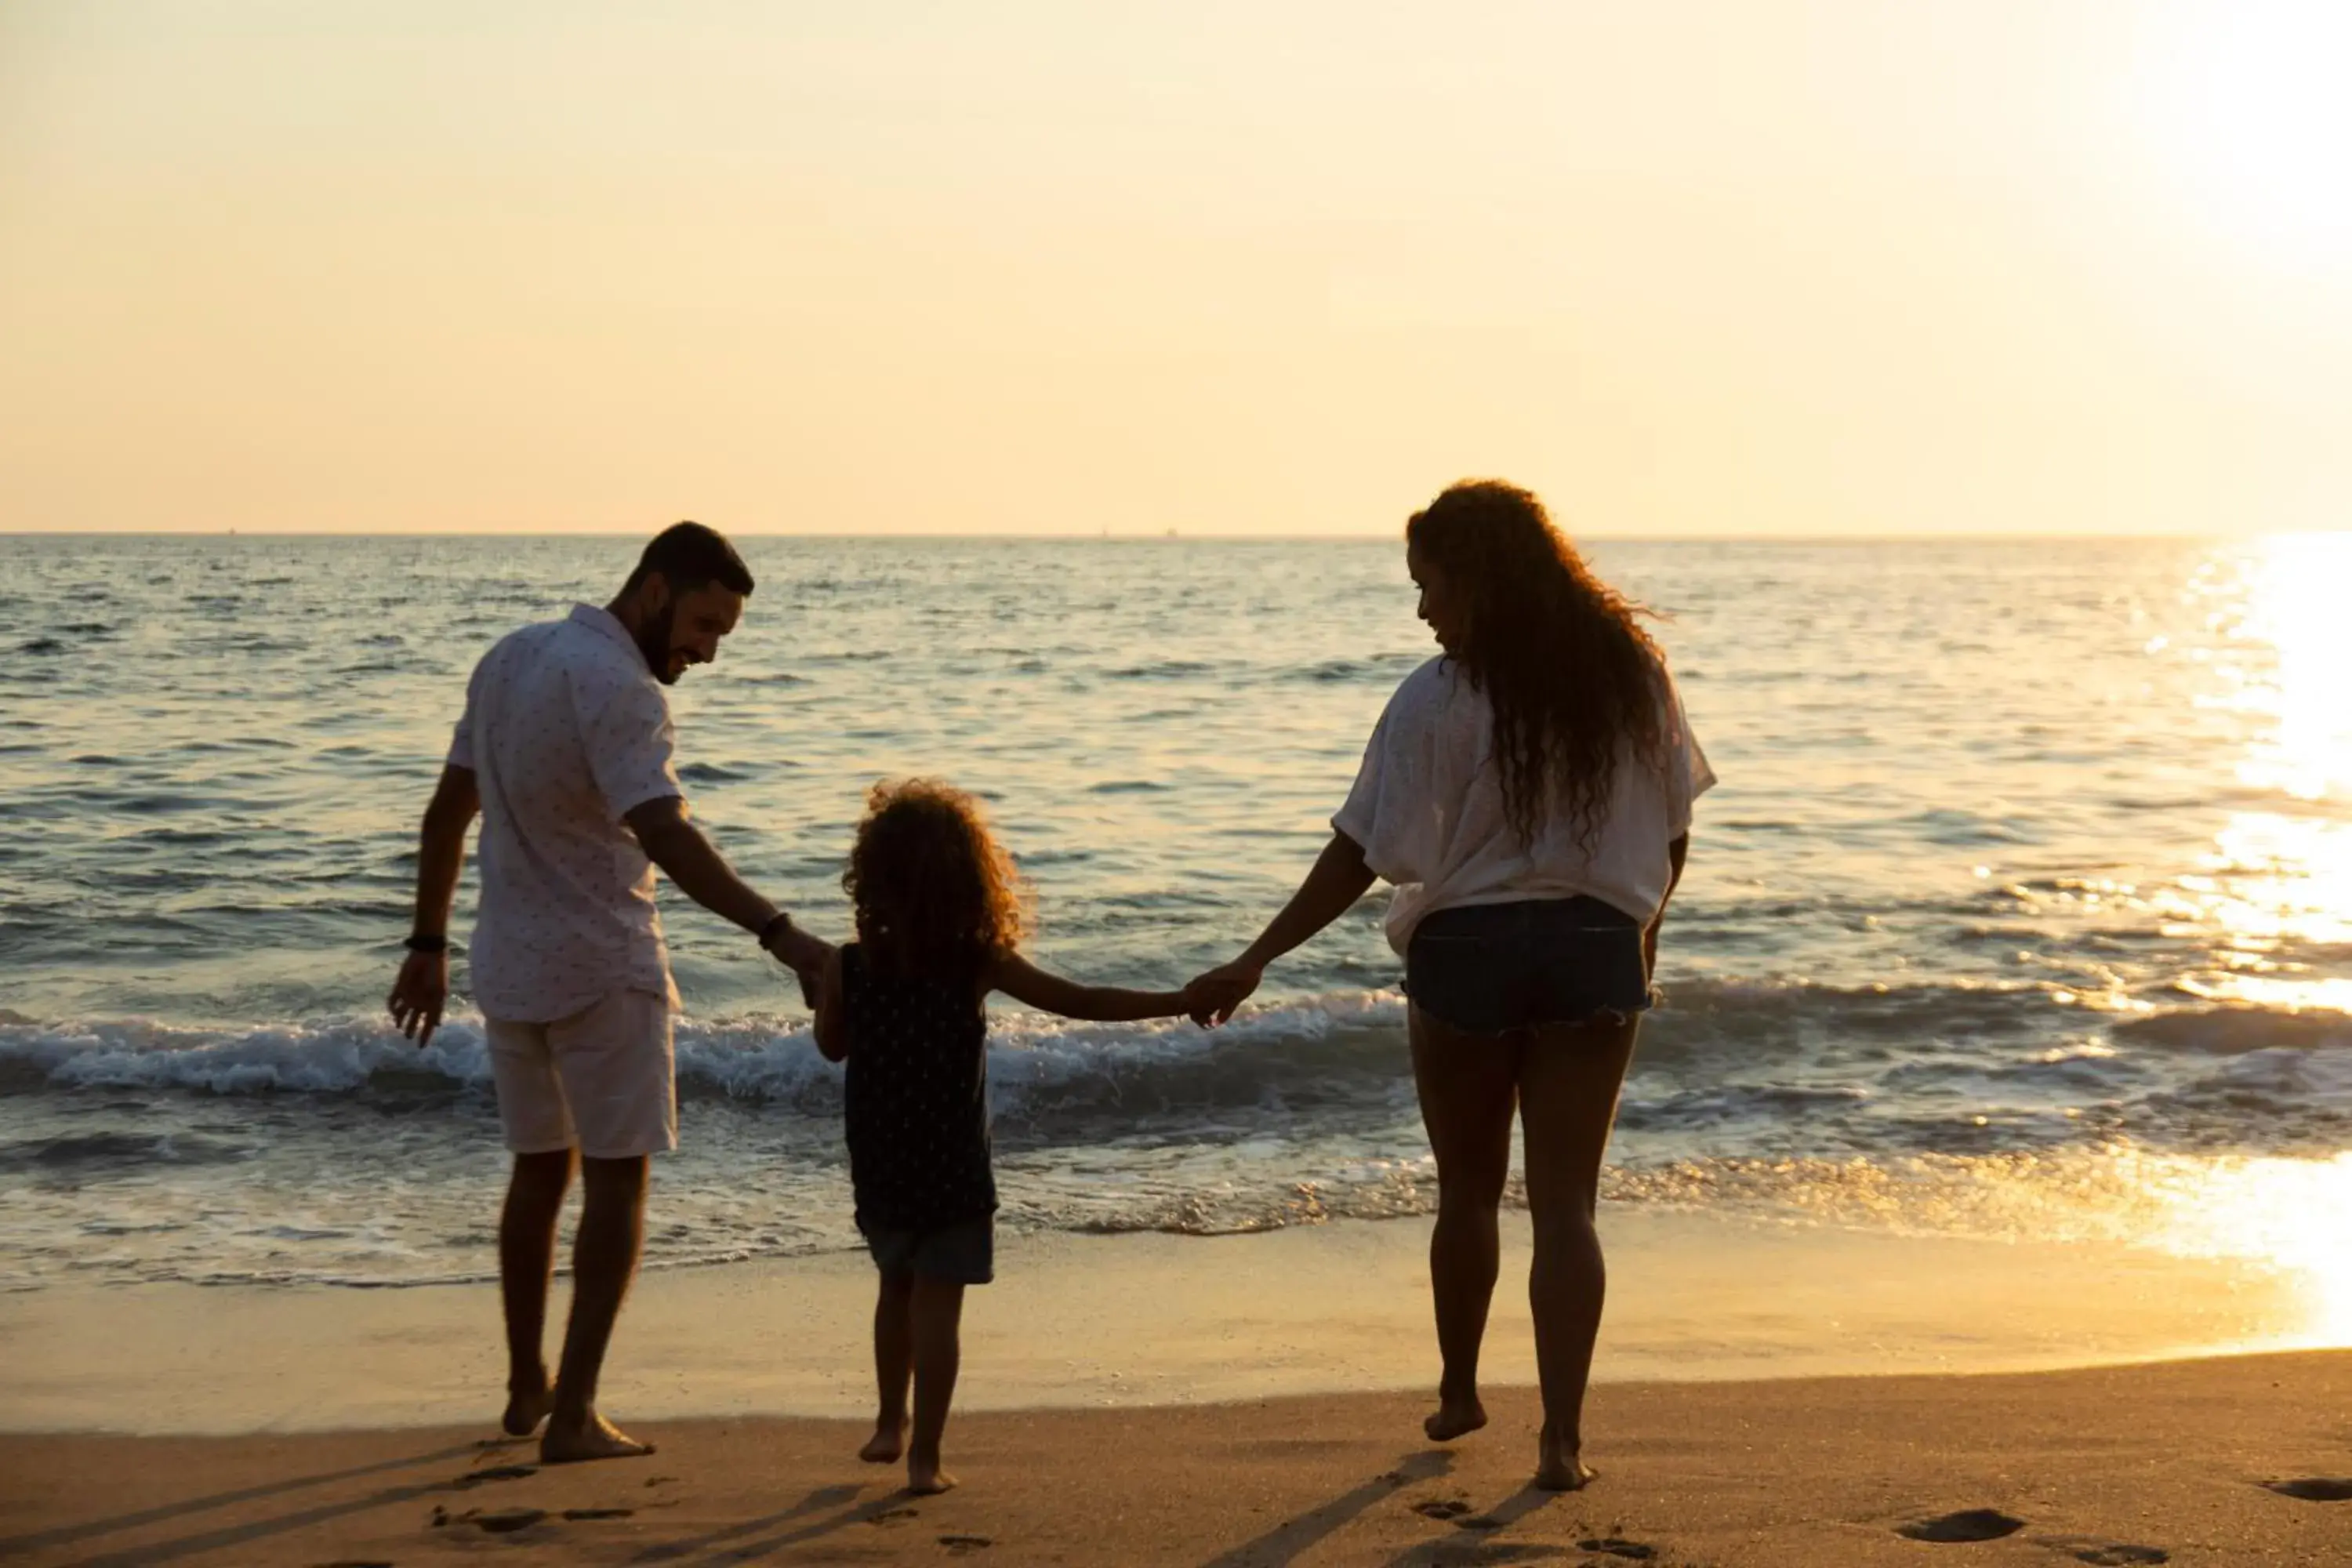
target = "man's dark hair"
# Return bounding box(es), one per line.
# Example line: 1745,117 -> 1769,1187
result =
623,521 -> 755,597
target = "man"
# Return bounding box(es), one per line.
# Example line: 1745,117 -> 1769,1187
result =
387,521 -> 828,1463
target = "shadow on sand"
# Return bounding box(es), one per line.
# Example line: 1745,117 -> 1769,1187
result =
626,1481 -> 879,1563
1380,1483 -> 1565,1565
0,1439 -> 488,1566
1196,1450 -> 1454,1567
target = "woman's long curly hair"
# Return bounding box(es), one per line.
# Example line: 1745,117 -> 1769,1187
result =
844,779 -> 1031,982
1406,481 -> 1668,848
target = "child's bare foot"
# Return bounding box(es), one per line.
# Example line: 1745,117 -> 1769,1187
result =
860,1417 -> 907,1464
503,1374 -> 553,1437
541,1410 -> 655,1465
907,1449 -> 957,1495
1424,1395 -> 1487,1442
1534,1424 -> 1595,1491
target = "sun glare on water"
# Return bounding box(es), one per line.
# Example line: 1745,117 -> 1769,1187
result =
2127,535 -> 2352,1346
2236,532 -> 2352,805
2179,532 -> 2352,992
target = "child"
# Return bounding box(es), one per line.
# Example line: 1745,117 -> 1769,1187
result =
812,779 -> 1205,1495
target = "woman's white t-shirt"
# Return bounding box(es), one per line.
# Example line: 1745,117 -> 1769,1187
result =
1332,656 -> 1715,954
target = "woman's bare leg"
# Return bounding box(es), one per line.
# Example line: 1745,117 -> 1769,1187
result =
1409,1004 -> 1523,1443
1515,1014 -> 1640,1490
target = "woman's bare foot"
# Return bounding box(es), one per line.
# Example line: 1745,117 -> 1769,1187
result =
541,1410 -> 655,1465
1423,1395 -> 1488,1442
906,1454 -> 958,1495
1534,1425 -> 1595,1491
859,1417 -> 907,1464
502,1376 -> 553,1438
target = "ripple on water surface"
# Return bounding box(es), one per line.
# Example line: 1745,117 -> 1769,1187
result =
0,535 -> 2346,1287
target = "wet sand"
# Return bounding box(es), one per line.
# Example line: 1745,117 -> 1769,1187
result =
5,1353 -> 2351,1566
4,1214 -> 2349,1563
1,1210 -> 2329,1433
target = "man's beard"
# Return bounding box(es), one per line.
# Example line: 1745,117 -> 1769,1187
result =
634,601 -> 680,685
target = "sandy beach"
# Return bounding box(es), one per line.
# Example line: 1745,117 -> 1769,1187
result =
3,1209 -> 2335,1433
5,1214 -> 2350,1564
5,1352 -> 2350,1566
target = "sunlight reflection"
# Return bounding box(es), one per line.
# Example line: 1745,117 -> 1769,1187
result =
2176,534 -> 2352,978
2176,973 -> 2352,1012
2235,532 -> 2352,804
2140,537 -> 2352,1344
2138,1152 -> 2352,1348
2194,812 -> 2352,954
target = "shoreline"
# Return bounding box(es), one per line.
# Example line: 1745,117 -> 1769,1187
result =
1,1208 -> 2332,1436
5,1208 -> 2350,1563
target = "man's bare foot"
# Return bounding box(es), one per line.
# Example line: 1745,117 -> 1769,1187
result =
1424,1396 -> 1488,1442
860,1417 -> 907,1464
1534,1425 -> 1595,1491
906,1455 -> 958,1495
502,1377 -> 553,1438
541,1410 -> 655,1465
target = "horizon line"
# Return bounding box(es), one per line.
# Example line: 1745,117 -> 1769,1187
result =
0,528 -> 2257,543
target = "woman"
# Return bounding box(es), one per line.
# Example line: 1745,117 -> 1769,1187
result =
1190,480 -> 1712,1491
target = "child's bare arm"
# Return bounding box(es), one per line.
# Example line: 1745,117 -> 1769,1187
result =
989,951 -> 1190,1023
812,946 -> 850,1061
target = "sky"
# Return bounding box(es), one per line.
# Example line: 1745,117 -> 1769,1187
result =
2,1 -> 2347,536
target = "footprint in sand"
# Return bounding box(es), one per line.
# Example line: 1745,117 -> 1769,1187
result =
471,1508 -> 548,1534
1897,1508 -> 2027,1543
2264,1477 -> 2352,1502
2073,1548 -> 2169,1566
1577,1539 -> 1657,1561
456,1465 -> 537,1487
563,1507 -> 635,1521
938,1534 -> 993,1555
1414,1497 -> 1472,1520
867,1506 -> 921,1526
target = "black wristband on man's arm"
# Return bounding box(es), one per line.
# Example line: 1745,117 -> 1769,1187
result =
757,912 -> 795,951
403,932 -> 449,954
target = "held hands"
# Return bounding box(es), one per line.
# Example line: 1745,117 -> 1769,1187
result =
760,920 -> 833,1012
387,949 -> 448,1048
1182,960 -> 1263,1028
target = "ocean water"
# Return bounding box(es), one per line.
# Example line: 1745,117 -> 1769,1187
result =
2,533 -> 2349,1294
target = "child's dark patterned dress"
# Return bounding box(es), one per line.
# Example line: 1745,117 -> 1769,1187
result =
839,942 -> 997,1236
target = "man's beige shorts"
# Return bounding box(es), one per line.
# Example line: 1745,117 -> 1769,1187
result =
484,989 -> 677,1160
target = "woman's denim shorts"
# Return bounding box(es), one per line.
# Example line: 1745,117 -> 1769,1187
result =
1404,895 -> 1653,1036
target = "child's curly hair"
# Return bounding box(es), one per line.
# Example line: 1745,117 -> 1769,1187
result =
844,779 -> 1030,981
